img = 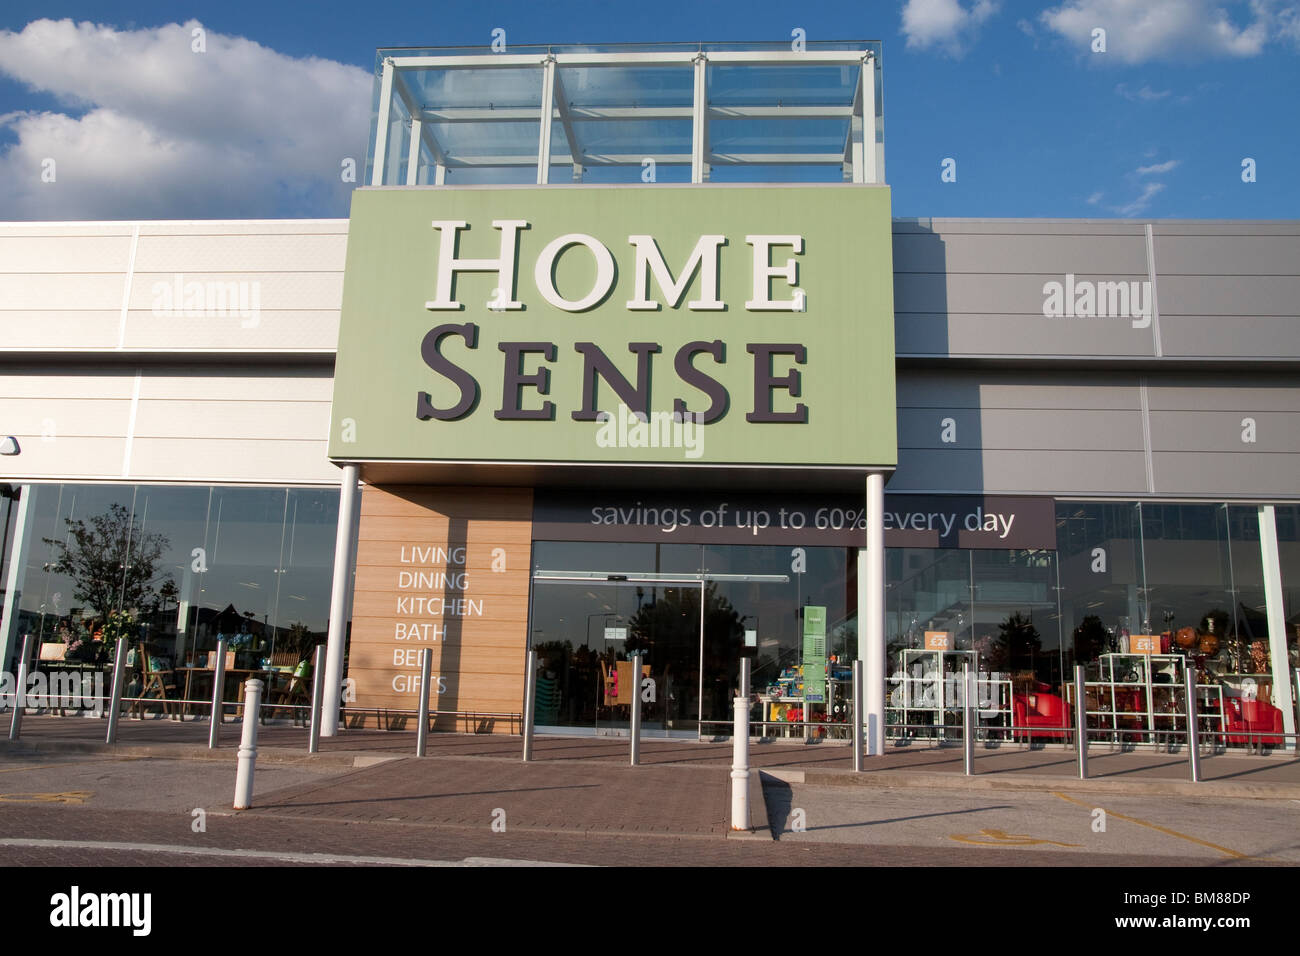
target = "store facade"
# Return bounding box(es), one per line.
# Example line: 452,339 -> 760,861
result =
2,42 -> 1298,750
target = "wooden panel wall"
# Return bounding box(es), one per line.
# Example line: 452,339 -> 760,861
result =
349,485 -> 533,731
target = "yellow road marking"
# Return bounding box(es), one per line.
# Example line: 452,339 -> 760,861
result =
0,764 -> 68,774
0,791 -> 93,805
949,828 -> 1082,848
0,760 -> 108,774
0,756 -> 141,774
1051,791 -> 1250,859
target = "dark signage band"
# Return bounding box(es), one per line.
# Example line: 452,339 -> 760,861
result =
533,493 -> 1057,550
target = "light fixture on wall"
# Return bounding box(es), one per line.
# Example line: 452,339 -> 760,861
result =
0,436 -> 19,455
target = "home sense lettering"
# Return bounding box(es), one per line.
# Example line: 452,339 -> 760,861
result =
417,220 -> 810,425
425,221 -> 802,313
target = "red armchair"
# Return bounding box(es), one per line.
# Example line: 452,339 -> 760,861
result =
1223,697 -> 1285,747
1243,699 -> 1285,746
1012,691 -> 1070,741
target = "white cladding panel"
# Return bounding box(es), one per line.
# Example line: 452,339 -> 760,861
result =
0,365 -> 336,484
0,221 -> 346,353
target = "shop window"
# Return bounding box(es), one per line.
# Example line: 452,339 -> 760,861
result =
10,483 -> 340,678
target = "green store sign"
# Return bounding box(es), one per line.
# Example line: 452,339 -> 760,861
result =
328,185 -> 896,468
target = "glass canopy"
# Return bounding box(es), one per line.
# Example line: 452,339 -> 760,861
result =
365,41 -> 885,187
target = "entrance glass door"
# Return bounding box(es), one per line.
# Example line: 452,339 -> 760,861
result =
529,543 -> 839,739
529,574 -> 704,736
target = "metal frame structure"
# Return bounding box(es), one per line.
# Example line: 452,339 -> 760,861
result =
368,44 -> 884,188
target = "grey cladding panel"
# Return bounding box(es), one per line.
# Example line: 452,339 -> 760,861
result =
895,266 -> 1158,357
1146,381 -> 1300,413
894,219 -> 1150,237
889,449 -> 990,493
896,312 -> 1157,357
1154,235 -> 1300,275
898,408 -> 1145,451
1160,315 -> 1300,359
897,370 -> 1142,410
1150,222 -> 1300,237
894,367 -> 1152,494
891,448 -> 1149,495
895,272 -> 1149,315
1148,410 -> 1300,453
1151,452 -> 1300,498
1158,275 -> 1300,316
889,219 -> 1300,361
893,232 -> 1147,275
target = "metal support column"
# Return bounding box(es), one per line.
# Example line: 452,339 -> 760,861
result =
522,648 -> 537,761
696,580 -> 705,742
962,663 -> 975,775
406,117 -> 423,185
370,58 -> 395,185
208,638 -> 228,748
860,53 -> 878,185
321,464 -> 360,736
1258,505 -> 1296,750
629,652 -> 643,766
7,633 -> 33,739
859,472 -> 885,755
1185,668 -> 1201,782
105,638 -> 127,744
691,54 -> 707,184
852,659 -> 864,772
307,644 -> 326,754
536,56 -> 555,185
1075,665 -> 1088,779
415,646 -> 433,757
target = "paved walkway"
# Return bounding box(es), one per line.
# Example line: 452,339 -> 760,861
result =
5,713 -> 1300,800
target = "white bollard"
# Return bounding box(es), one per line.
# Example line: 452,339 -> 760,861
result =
233,679 -> 264,810
730,694 -> 750,831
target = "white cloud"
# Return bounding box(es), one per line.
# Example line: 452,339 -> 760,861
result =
1086,190 -> 1104,204
1114,181 -> 1165,216
0,19 -> 371,220
1040,0 -> 1300,64
1136,159 -> 1180,174
1115,82 -> 1171,101
901,0 -> 1001,57
1280,5 -> 1300,45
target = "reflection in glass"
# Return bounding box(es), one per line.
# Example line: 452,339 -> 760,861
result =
12,483 -> 340,678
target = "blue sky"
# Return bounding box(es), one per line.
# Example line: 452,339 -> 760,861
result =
0,0 -> 1297,220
